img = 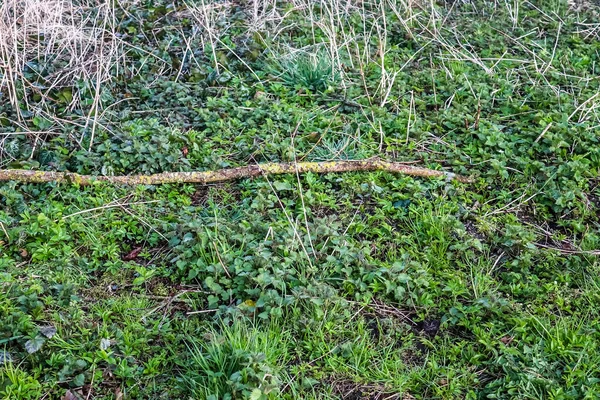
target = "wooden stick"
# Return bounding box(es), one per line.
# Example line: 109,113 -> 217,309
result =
0,159 -> 472,185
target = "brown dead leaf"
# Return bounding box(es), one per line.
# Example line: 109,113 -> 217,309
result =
115,387 -> 123,400
500,336 -> 514,345
62,390 -> 79,400
103,368 -> 114,379
122,246 -> 143,261
19,248 -> 28,257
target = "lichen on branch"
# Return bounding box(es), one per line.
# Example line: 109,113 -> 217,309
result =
0,159 -> 472,185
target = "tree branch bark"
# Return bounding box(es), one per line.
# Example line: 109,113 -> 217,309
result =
0,159 -> 472,185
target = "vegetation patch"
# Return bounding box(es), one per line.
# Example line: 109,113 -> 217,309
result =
1,0 -> 600,398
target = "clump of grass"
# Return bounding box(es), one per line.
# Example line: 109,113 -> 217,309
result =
179,320 -> 290,399
0,362 -> 42,399
271,49 -> 336,92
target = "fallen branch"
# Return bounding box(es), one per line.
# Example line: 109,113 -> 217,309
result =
0,159 -> 472,185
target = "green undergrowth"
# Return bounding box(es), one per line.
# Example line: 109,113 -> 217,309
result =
1,173 -> 599,398
2,0 -> 600,398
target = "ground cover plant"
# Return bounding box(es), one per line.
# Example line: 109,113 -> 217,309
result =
1,0 -> 600,398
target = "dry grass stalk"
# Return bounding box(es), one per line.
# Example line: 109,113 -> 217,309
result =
0,0 -> 122,145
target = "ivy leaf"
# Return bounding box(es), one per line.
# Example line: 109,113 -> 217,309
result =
25,336 -> 46,354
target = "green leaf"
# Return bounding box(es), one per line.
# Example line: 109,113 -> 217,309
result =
250,389 -> 263,400
397,273 -> 411,283
133,276 -> 145,286
32,116 -> 52,130
57,88 -> 73,104
273,181 -> 292,191
73,373 -> 85,387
